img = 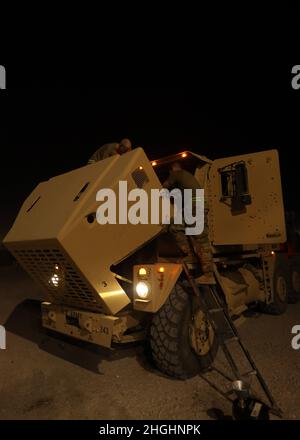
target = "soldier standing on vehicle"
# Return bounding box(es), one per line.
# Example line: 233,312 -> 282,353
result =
88,138 -> 132,164
163,161 -> 215,285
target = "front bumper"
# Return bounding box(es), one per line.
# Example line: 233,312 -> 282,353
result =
41,302 -> 119,348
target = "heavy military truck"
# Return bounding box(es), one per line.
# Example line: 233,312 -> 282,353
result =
3,148 -> 291,379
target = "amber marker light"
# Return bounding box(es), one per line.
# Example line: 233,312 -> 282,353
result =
152,161 -> 157,166
181,152 -> 188,158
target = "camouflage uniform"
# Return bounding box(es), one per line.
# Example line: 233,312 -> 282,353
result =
163,169 -> 213,274
88,142 -> 120,164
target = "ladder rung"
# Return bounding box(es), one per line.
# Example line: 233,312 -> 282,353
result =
242,370 -> 257,377
208,307 -> 224,313
224,336 -> 240,343
218,332 -> 236,340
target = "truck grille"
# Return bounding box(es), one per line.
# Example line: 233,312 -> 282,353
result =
13,247 -> 104,312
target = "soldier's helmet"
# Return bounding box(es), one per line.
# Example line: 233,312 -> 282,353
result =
118,138 -> 132,154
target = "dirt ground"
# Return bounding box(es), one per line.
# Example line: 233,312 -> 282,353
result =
0,262 -> 300,420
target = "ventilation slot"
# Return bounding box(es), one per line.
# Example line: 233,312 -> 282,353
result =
26,196 -> 41,212
73,182 -> 90,202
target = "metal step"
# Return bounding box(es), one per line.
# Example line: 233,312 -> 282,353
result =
218,332 -> 237,340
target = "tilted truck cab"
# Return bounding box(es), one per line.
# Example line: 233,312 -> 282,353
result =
3,147 -> 292,378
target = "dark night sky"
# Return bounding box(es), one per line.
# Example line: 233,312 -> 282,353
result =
0,6 -> 299,240
0,70 -> 299,236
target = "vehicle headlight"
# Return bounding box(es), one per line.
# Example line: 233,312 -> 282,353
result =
136,281 -> 150,299
49,273 -> 60,287
48,264 -> 64,288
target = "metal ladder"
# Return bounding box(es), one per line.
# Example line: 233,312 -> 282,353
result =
182,262 -> 283,418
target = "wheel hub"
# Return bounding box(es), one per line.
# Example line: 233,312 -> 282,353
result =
189,308 -> 214,356
276,276 -> 287,302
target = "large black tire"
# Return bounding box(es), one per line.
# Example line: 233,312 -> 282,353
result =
263,262 -> 288,315
149,282 -> 219,379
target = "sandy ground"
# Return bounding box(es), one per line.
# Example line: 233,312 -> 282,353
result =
0,261 -> 300,420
